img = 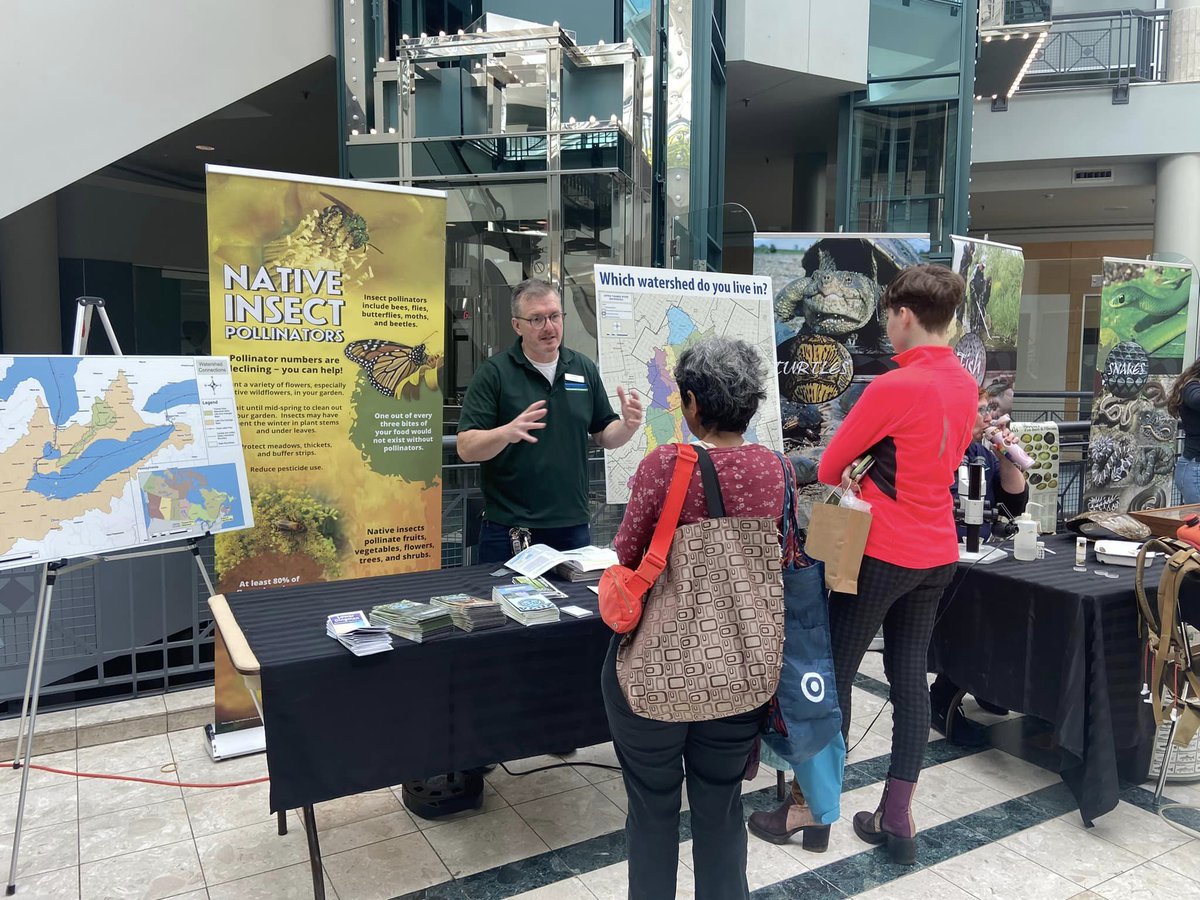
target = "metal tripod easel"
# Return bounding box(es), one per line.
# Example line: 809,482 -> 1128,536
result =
5,297 -> 218,894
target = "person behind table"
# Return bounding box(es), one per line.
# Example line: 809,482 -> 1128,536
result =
604,336 -> 783,900
929,391 -> 1028,745
817,264 -> 978,865
456,278 -> 643,564
1169,358 -> 1200,504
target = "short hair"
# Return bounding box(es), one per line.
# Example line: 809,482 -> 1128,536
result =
881,264 -> 964,333
511,278 -> 560,317
674,336 -> 767,435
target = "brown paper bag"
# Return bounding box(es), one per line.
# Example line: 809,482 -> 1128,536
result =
805,499 -> 872,594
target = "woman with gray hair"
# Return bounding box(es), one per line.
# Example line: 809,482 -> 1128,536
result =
604,335 -> 789,899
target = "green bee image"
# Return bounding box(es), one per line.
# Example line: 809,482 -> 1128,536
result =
318,191 -> 382,253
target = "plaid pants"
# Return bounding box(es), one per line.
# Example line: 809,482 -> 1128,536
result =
829,555 -> 956,782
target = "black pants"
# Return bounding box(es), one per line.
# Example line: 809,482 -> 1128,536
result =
475,519 -> 592,565
829,556 -> 956,782
601,638 -> 761,900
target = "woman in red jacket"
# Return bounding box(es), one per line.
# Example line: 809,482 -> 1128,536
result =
755,264 -> 978,864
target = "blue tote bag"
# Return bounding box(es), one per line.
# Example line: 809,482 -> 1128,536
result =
762,454 -> 843,765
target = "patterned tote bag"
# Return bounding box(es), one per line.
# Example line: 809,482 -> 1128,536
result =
616,446 -> 785,723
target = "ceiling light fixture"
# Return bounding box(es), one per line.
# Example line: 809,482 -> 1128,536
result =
195,144 -> 215,151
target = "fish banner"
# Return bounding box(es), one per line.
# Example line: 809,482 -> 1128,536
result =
206,166 -> 446,736
1083,258 -> 1195,514
754,233 -> 930,515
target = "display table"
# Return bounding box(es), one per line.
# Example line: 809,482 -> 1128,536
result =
929,534 -> 1157,825
208,566 -> 612,899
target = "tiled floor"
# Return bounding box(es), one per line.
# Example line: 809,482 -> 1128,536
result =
4,657 -> 1200,899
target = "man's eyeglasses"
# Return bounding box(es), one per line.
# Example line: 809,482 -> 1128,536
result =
514,312 -> 566,329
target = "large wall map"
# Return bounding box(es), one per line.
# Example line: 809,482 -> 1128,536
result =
0,356 -> 252,570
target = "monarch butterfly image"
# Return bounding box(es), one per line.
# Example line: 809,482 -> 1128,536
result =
344,337 -> 438,398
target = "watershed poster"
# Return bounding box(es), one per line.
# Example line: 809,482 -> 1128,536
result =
1083,258 -> 1194,513
754,233 -> 929,514
206,165 -> 446,732
594,265 -> 782,503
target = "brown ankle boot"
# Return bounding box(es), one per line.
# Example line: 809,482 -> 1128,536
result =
852,775 -> 917,865
747,780 -> 831,851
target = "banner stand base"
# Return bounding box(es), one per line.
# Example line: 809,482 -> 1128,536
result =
205,723 -> 266,761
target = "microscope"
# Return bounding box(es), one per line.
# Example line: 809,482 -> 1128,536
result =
955,456 -> 1017,563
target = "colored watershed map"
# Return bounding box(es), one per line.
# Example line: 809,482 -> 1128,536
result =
595,267 -> 783,503
0,356 -> 253,570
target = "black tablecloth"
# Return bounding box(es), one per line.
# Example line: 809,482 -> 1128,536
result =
929,535 -> 1157,824
224,567 -> 612,813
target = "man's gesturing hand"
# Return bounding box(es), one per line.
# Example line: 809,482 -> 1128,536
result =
505,401 -> 548,444
617,386 -> 644,430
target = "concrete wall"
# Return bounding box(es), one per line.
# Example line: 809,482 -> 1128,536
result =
1053,0 -> 1158,14
0,0 -> 335,220
57,179 -> 207,272
727,0 -> 869,86
485,0 -> 618,44
973,82 -> 1200,164
725,157 -> 795,233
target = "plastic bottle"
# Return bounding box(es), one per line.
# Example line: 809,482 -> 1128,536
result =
984,426 -> 1035,471
1013,503 -> 1042,561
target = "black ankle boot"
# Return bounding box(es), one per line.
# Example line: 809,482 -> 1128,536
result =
852,775 -> 918,865
747,783 -> 831,851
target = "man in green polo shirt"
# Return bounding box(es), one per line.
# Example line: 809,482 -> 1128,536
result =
457,278 -> 643,564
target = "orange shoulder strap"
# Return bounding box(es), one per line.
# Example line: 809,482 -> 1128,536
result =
629,443 -> 698,591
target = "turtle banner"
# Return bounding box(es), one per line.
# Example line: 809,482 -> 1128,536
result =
1082,258 -> 1195,513
753,233 -> 930,516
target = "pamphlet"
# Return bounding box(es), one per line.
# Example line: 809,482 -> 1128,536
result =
492,584 -> 561,625
326,611 -> 374,636
554,546 -> 618,582
325,611 -> 393,655
504,544 -> 569,578
369,600 -> 453,643
514,575 -> 568,599
430,594 -> 506,632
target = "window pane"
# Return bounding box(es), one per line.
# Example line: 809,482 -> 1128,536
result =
848,102 -> 952,250
868,0 -> 962,81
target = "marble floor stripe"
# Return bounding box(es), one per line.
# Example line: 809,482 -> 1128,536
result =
391,728 -> 987,900
755,782 -> 1081,897
853,672 -> 892,700
390,707 -> 1184,900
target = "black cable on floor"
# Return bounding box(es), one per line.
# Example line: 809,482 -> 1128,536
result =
847,699 -> 890,755
500,760 -> 623,777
